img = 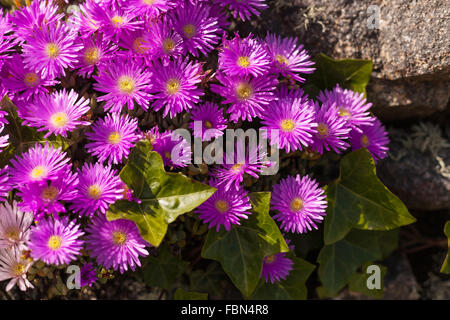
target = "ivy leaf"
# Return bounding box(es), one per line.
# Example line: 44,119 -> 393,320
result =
348,263 -> 387,299
304,53 -> 373,97
250,253 -> 315,300
107,140 -> 216,247
324,148 -> 416,245
143,246 -> 189,290
189,262 -> 228,298
174,289 -> 208,300
441,221 -> 450,274
318,229 -> 398,296
201,192 -> 289,298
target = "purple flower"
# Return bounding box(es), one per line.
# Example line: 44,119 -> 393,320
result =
195,179 -> 252,232
218,34 -> 271,77
94,57 -> 153,113
152,130 -> 192,169
0,201 -> 33,251
0,247 -> 34,292
171,1 -> 220,57
73,34 -> 117,78
1,54 -> 58,102
118,29 -> 153,64
265,32 -> 315,82
149,57 -> 203,117
29,217 -> 84,265
22,22 -> 82,79
85,215 -> 149,274
189,102 -> 227,141
271,174 -> 327,234
217,0 -> 268,21
22,89 -> 90,138
17,169 -> 78,221
310,100 -> 351,154
261,251 -> 294,283
85,113 -> 140,165
125,0 -> 175,18
80,262 -> 97,287
318,84 -> 375,131
211,72 -> 277,122
147,19 -> 183,64
70,163 -> 124,217
350,117 -> 389,162
9,142 -> 71,187
0,167 -> 10,201
261,92 -> 317,153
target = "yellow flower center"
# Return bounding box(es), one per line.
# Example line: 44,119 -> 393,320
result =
275,54 -> 288,65
143,0 -> 154,5
41,186 -> 58,201
237,56 -> 250,68
183,24 -> 196,38
317,122 -> 329,137
290,197 -> 304,212
133,37 -> 149,54
50,112 -> 69,129
204,120 -> 213,129
48,235 -> 62,251
84,47 -> 100,65
112,231 -> 127,245
24,72 -> 39,88
163,38 -> 175,53
111,15 -> 124,27
5,227 -> 20,242
281,119 -> 295,132
87,184 -> 102,199
361,134 -> 370,147
214,200 -> 229,213
108,131 -> 122,145
166,78 -> 180,95
30,166 -> 47,180
164,151 -> 172,159
118,76 -> 135,94
13,263 -> 26,276
236,83 -> 253,100
265,255 -> 276,264
45,43 -> 59,58
231,163 -> 243,172
338,107 -> 351,117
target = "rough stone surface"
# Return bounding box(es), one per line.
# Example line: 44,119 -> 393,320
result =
257,0 -> 450,121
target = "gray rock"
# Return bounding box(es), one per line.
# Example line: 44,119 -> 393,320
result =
377,123 -> 450,211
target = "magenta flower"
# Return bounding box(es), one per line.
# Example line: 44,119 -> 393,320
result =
80,262 -> 97,287
261,251 -> 294,284
261,93 -> 317,153
195,179 -> 252,232
149,57 -> 203,117
218,34 -> 271,77
189,102 -> 227,141
217,0 -> 268,21
147,20 -> 183,64
271,174 -> 327,234
70,163 -> 124,217
118,29 -> 153,64
85,215 -> 149,274
311,100 -> 351,154
22,89 -> 90,138
265,32 -> 315,82
29,217 -> 84,266
93,57 -> 153,113
171,1 -> 220,57
22,22 -> 82,79
85,113 -> 140,165
152,130 -> 192,169
125,0 -> 175,18
0,167 -> 10,201
210,72 -> 278,122
350,117 -> 390,162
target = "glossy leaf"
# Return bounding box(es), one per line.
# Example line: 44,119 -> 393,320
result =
107,140 -> 216,247
143,246 -> 189,290
441,221 -> 450,274
324,148 -> 416,245
201,192 -> 289,297
174,289 -> 208,300
250,253 -> 315,300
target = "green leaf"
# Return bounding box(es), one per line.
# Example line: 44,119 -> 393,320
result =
440,221 -> 450,274
324,148 -> 416,245
189,262 -> 228,298
250,253 -> 315,300
304,53 -> 373,97
318,229 -> 398,296
201,192 -> 289,297
174,289 -> 208,300
107,140 -> 216,247
143,246 -> 189,290
348,263 -> 387,299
